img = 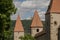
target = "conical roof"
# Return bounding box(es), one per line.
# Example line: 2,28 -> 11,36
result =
14,15 -> 24,32
31,10 -> 43,28
48,0 -> 60,12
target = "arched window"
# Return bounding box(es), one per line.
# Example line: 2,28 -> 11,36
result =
36,29 -> 39,32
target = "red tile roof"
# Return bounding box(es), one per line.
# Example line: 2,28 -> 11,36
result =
31,10 -> 43,28
49,0 -> 60,12
14,15 -> 24,32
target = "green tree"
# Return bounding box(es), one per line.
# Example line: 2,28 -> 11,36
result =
19,34 -> 36,40
4,30 -> 12,40
0,0 -> 17,40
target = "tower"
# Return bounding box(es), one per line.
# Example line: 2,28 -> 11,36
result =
14,15 -> 24,40
31,10 -> 43,37
45,0 -> 60,40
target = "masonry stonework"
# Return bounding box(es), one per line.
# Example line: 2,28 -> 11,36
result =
50,13 -> 60,40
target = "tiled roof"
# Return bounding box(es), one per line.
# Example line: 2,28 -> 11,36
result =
49,0 -> 60,12
31,10 -> 43,28
14,15 -> 24,32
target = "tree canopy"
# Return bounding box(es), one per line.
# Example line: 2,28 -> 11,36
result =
19,34 -> 36,40
0,0 -> 17,40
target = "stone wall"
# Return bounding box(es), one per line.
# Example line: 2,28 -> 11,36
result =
14,32 -> 24,40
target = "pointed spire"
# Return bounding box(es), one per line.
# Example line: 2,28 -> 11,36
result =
48,0 -> 60,12
31,10 -> 43,28
14,15 -> 24,32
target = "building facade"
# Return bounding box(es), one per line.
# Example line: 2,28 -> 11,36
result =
14,15 -> 24,40
35,0 -> 60,40
30,10 -> 43,37
45,0 -> 60,40
14,10 -> 43,40
14,0 -> 60,40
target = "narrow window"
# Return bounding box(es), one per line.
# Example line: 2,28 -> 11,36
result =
54,21 -> 57,25
37,29 -> 39,32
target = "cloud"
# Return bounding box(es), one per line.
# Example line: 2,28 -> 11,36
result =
21,0 -> 50,8
38,11 -> 45,21
21,1 -> 36,8
13,1 -> 21,9
11,0 -> 50,21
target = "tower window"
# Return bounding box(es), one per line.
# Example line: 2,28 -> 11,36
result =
36,29 -> 39,32
54,21 -> 57,25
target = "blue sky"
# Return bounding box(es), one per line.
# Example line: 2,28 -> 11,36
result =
11,0 -> 50,21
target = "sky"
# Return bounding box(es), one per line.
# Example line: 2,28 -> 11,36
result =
11,0 -> 50,21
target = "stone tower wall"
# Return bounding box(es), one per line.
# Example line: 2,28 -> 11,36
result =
50,13 -> 60,40
45,13 -> 50,40
14,32 -> 24,40
45,13 -> 60,40
31,28 -> 43,37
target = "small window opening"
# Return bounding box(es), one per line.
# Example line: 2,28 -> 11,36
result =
36,29 -> 39,32
54,21 -> 57,25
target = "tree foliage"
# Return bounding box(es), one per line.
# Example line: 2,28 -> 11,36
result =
4,30 -> 12,40
19,34 -> 36,40
0,0 -> 17,40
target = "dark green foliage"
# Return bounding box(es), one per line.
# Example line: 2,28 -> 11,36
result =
19,34 -> 36,40
22,20 -> 32,34
4,31 -> 12,40
0,0 -> 16,40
